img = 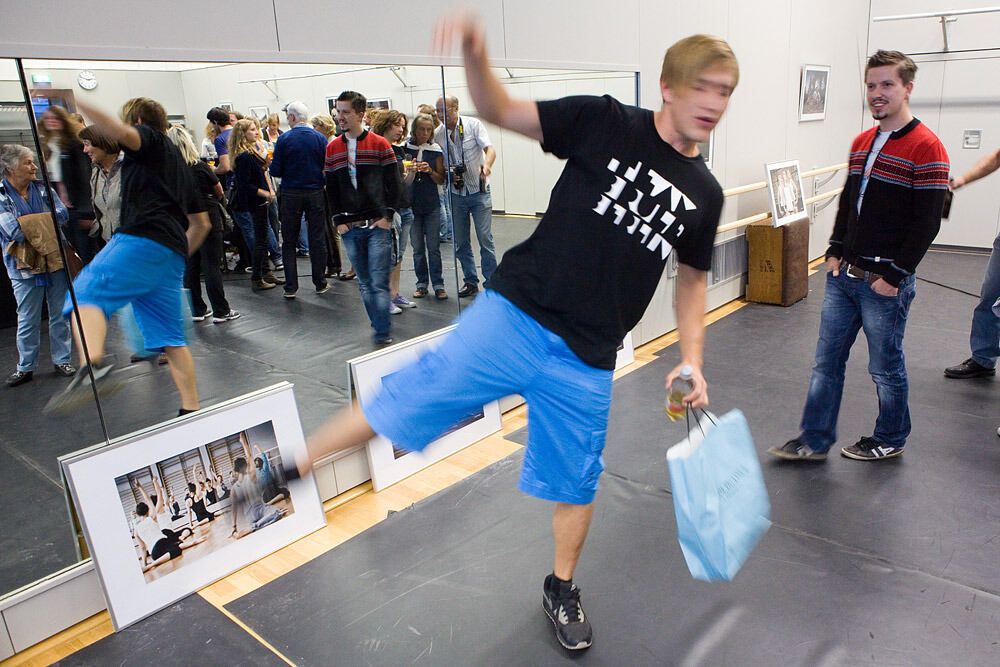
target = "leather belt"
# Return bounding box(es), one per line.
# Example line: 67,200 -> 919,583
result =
841,261 -> 880,284
343,218 -> 377,229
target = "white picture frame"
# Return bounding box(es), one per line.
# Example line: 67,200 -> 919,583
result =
696,131 -> 714,170
765,160 -> 808,227
248,105 -> 269,125
349,327 -> 502,492
60,383 -> 325,631
798,65 -> 830,122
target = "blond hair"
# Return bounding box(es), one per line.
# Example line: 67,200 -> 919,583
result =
228,119 -> 258,161
660,34 -> 739,90
309,113 -> 337,139
166,126 -> 200,166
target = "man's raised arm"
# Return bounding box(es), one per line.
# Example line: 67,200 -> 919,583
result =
75,99 -> 141,152
434,11 -> 542,142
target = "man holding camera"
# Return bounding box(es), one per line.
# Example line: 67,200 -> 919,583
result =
434,95 -> 497,297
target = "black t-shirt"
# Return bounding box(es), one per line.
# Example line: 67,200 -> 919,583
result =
190,160 -> 222,230
489,95 -> 723,370
391,145 -> 412,209
118,125 -> 202,257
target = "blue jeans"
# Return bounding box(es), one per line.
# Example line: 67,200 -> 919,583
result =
12,270 -> 72,371
970,232 -> 1000,368
233,209 -> 280,268
341,226 -> 392,340
450,188 -> 496,286
439,188 -> 452,240
396,207 -> 414,264
411,207 -> 443,289
799,270 -> 917,451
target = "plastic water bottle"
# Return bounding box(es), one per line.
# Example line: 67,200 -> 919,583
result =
665,365 -> 694,421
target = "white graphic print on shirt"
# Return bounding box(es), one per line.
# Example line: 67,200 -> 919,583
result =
592,157 -> 696,261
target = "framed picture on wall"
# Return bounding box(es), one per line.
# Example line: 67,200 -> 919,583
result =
248,105 -> 269,125
218,102 -> 233,112
60,383 -> 325,631
348,327 -> 502,492
765,160 -> 808,227
798,65 -> 830,122
366,98 -> 391,112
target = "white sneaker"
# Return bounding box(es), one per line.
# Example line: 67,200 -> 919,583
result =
389,302 -> 403,315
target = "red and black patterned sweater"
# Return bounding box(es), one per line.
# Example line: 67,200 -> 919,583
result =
827,118 -> 949,286
324,129 -> 401,224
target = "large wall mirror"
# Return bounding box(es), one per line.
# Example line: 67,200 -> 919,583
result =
0,55 -> 638,602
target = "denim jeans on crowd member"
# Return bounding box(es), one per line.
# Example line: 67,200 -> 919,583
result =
234,207 -> 270,281
279,188 -> 327,292
341,225 -> 392,340
798,270 -> 917,452
969,232 -> 1000,369
11,270 -> 73,372
411,207 -> 443,290
451,187 -> 496,287
267,198 -> 282,263
298,218 -> 309,254
185,228 -> 231,316
233,208 -> 280,268
439,187 -> 452,241
396,208 -> 414,266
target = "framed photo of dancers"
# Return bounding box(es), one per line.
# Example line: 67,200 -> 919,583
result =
349,326 -> 503,492
765,160 -> 808,227
60,382 -> 325,631
798,64 -> 830,122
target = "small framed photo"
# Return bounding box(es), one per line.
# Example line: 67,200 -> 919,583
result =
798,65 -> 830,122
248,105 -> 269,125
60,383 -> 325,631
765,160 -> 808,227
366,98 -> 391,112
348,327 -> 502,492
218,102 -> 233,112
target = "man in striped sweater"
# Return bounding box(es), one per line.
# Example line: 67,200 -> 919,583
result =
770,50 -> 949,463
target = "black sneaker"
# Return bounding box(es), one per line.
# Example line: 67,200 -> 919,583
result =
457,283 -> 479,298
6,370 -> 33,387
212,310 -> 242,323
841,436 -> 903,461
766,438 -> 827,461
542,574 -> 592,651
44,363 -> 125,414
944,358 -> 995,379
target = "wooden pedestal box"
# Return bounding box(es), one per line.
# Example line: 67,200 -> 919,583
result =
746,218 -> 809,306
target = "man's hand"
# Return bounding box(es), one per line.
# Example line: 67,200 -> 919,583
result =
827,256 -> 840,276
433,8 -> 486,60
480,163 -> 491,178
337,223 -> 349,234
949,176 -> 965,191
871,277 -> 898,297
372,217 -> 390,230
665,362 -> 708,410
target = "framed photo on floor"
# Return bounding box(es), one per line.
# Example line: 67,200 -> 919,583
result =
765,160 -> 808,227
349,326 -> 502,492
798,65 -> 830,122
60,383 -> 325,631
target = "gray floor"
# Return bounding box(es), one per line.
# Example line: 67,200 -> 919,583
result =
0,215 -> 538,594
64,249 -> 1000,665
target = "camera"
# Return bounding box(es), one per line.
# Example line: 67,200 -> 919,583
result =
451,165 -> 467,190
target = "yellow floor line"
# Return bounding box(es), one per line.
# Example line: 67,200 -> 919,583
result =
212,604 -> 297,666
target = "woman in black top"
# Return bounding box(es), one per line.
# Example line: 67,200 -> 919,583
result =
40,106 -> 95,262
229,120 -> 280,290
370,110 -> 415,311
166,127 -> 239,322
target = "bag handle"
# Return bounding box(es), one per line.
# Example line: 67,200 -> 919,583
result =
685,407 -> 718,438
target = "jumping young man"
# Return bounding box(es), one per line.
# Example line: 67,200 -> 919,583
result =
300,14 -> 737,650
47,97 -> 211,415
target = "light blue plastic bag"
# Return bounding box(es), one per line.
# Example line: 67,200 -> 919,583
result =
666,409 -> 771,581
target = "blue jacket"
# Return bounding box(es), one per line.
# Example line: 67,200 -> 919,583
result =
269,125 -> 327,189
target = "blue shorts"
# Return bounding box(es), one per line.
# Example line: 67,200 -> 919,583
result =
64,233 -> 187,352
363,290 -> 614,505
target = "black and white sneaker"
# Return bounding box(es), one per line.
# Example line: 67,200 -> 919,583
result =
43,363 -> 124,414
542,574 -> 592,650
766,438 -> 827,461
841,436 -> 903,461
